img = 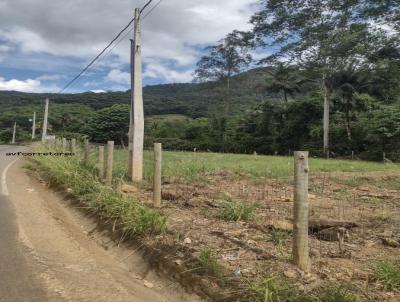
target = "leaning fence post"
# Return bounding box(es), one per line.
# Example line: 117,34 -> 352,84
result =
83,139 -> 89,164
153,143 -> 162,207
293,151 -> 310,272
62,137 -> 67,153
98,146 -> 105,181
71,138 -> 76,154
106,141 -> 114,186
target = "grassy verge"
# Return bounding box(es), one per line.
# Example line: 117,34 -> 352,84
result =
31,144 -> 166,237
29,143 -> 380,301
371,260 -> 400,290
111,149 -> 400,182
334,175 -> 400,190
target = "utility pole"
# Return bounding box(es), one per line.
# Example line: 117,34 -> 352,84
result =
32,112 -> 36,140
42,98 -> 49,142
11,122 -> 16,144
323,74 -> 329,159
128,8 -> 144,182
128,39 -> 134,178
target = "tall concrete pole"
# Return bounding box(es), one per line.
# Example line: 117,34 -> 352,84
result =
11,122 -> 16,144
32,112 -> 36,140
323,74 -> 329,159
129,8 -> 144,182
42,98 -> 49,142
128,39 -> 134,178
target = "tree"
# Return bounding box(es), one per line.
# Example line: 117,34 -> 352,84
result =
264,63 -> 304,104
358,104 -> 400,159
195,30 -> 253,113
195,30 -> 252,151
250,0 -> 377,156
362,0 -> 400,32
330,62 -> 372,142
86,104 -> 129,144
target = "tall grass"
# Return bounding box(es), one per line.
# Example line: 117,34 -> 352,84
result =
371,260 -> 400,290
32,144 -> 167,236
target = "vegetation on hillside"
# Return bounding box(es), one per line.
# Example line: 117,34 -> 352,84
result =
1,0 -> 399,162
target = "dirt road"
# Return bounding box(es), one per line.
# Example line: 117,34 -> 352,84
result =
0,145 -> 202,302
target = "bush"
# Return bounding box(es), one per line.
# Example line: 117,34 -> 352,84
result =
218,199 -> 256,221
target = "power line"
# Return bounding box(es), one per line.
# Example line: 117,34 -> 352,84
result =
58,0 -> 156,94
143,0 -> 163,19
68,0 -> 163,84
93,0 -> 163,67
140,0 -> 153,14
58,17 -> 136,93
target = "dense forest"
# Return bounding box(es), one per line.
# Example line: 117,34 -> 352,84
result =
1,0 -> 399,161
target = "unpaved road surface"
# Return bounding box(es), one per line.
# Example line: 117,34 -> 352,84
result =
0,145 -> 202,302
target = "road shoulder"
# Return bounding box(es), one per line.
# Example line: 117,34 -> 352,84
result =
7,158 -> 202,302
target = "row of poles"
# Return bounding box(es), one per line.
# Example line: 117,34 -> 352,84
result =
97,141 -> 162,208
53,137 -> 163,208
10,98 -> 49,144
14,7 -> 145,180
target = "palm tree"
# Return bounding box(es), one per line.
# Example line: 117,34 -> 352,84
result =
264,63 -> 304,105
331,63 -> 371,141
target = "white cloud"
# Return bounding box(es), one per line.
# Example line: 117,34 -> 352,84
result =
105,69 -> 130,85
0,75 -> 59,92
144,60 -> 194,83
36,74 -> 64,81
0,76 -> 41,92
0,44 -> 12,52
90,89 -> 106,93
0,0 -> 257,87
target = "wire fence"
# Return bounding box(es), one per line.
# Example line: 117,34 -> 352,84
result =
50,138 -> 400,275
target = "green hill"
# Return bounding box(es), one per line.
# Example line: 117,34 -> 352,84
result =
0,67 -> 274,119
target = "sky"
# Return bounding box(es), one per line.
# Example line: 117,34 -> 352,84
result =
0,0 -> 258,93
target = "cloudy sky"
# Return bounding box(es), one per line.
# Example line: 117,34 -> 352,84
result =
0,0 -> 258,93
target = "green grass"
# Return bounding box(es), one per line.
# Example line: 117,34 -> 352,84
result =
32,144 -> 167,236
246,279 -> 363,302
371,260 -> 400,290
198,248 -> 222,278
110,149 -> 400,182
247,276 -> 301,302
313,286 -> 361,302
270,230 -> 291,245
218,199 -> 256,221
334,175 -> 400,190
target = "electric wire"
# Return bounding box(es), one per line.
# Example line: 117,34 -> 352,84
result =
58,0 -> 157,93
58,17 -> 136,93
93,0 -> 163,68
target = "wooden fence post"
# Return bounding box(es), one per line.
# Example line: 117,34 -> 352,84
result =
153,143 -> 162,207
98,146 -> 105,181
293,151 -> 310,272
106,141 -> 114,186
83,139 -> 89,164
62,138 -> 67,153
53,136 -> 57,149
71,138 -> 76,154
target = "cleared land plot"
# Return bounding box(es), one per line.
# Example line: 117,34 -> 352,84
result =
105,149 -> 400,301
46,145 -> 400,301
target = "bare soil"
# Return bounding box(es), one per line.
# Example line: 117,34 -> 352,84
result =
122,170 -> 400,301
9,159 -> 203,302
